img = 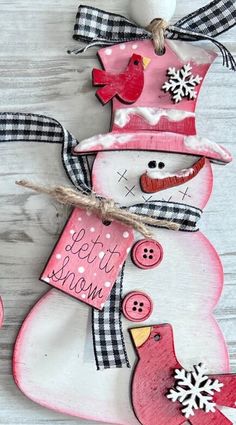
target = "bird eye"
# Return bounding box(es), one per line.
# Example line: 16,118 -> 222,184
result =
158,162 -> 165,169
148,161 -> 157,169
154,334 -> 161,342
134,60 -> 139,65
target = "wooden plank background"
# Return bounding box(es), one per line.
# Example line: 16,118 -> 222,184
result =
0,1 -> 235,424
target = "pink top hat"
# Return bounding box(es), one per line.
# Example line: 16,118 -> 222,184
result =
74,39 -> 232,164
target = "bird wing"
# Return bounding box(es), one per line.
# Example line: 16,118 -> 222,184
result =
211,374 -> 236,408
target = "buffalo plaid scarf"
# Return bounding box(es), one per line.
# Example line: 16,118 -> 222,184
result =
0,113 -> 203,369
71,0 -> 236,70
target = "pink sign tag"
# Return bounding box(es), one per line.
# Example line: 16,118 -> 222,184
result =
41,208 -> 134,310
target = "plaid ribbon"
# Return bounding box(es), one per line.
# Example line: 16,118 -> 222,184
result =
71,0 -> 236,70
93,202 -> 202,370
92,267 -> 130,370
0,112 -> 202,369
0,112 -> 91,193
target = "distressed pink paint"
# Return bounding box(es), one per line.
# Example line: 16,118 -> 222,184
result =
73,39 -> 231,164
98,40 -> 216,118
13,290 -> 127,425
74,131 -> 232,164
41,208 -> 134,310
97,39 -> 218,139
112,114 -> 196,136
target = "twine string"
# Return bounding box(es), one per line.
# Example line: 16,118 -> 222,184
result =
16,180 -> 179,238
146,18 -> 169,54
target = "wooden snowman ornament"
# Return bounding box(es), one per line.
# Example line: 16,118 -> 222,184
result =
13,1 -> 236,425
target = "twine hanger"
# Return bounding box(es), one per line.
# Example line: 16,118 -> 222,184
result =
146,18 -> 169,55
16,180 -> 179,238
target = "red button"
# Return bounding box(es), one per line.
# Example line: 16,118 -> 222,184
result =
122,291 -> 153,322
131,239 -> 163,270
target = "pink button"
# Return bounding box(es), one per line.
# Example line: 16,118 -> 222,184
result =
131,239 -> 163,270
122,291 -> 153,322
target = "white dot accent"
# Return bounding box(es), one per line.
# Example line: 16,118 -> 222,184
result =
44,277 -> 50,283
70,229 -> 75,235
90,227 -> 95,232
104,281 -> 111,288
94,272 -> 97,277
78,217 -> 82,221
123,232 -> 129,239
99,251 -> 105,259
78,267 -> 85,273
105,48 -> 112,55
132,44 -> 138,49
120,44 -> 126,50
56,254 -> 62,260
81,294 -> 86,299
106,233 -> 111,239
86,211 -> 92,216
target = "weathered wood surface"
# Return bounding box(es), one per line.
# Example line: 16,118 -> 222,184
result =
0,1 -> 235,424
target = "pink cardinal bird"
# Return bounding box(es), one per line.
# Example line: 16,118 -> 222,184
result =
92,54 -> 150,105
130,324 -> 236,425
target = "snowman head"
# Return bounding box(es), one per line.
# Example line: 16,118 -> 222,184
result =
74,128 -> 231,209
92,150 -> 213,210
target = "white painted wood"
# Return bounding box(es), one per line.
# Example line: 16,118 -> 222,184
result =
0,1 -> 235,424
129,0 -> 177,26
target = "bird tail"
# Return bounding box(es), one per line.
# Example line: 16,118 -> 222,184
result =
92,69 -> 113,85
96,86 -> 117,105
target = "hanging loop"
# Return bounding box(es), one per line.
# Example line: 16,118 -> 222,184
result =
146,18 -> 169,55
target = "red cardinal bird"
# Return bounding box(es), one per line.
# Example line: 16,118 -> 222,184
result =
130,324 -> 236,425
92,54 -> 150,105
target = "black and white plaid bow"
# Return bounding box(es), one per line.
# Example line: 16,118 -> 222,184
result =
71,0 -> 236,70
0,112 -> 202,370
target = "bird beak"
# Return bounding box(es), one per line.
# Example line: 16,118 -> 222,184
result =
130,327 -> 152,348
142,57 -> 151,69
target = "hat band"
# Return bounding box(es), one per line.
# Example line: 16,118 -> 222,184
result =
112,107 -> 196,135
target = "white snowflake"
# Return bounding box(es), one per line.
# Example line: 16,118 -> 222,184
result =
166,363 -> 224,419
162,63 -> 203,103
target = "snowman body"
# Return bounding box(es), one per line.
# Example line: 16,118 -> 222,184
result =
14,151 -> 230,424
14,40 -> 233,423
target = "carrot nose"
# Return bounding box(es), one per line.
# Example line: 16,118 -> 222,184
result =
140,157 -> 206,194
142,57 -> 151,69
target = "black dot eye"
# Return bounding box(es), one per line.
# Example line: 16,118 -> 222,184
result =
134,60 -> 139,65
154,333 -> 161,342
148,161 -> 157,169
158,162 -> 165,169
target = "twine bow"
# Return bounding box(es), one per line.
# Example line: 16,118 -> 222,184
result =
16,180 -> 179,238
